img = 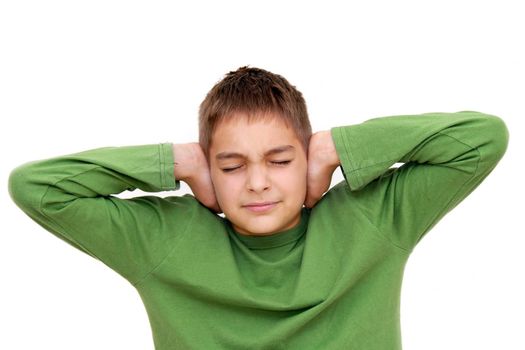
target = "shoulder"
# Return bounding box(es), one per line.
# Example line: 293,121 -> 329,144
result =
161,194 -> 227,228
128,193 -> 223,227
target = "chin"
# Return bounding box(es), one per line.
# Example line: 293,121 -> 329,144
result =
248,225 -> 280,236
232,217 -> 284,236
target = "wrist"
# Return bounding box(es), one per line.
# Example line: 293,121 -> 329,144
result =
173,143 -> 206,182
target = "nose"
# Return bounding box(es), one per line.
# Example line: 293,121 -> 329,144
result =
246,165 -> 271,193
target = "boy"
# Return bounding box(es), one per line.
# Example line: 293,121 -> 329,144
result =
8,66 -> 509,349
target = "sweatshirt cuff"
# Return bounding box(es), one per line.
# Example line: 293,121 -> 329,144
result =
330,127 -> 362,191
159,142 -> 180,191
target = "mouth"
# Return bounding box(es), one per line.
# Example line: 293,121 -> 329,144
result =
242,201 -> 279,213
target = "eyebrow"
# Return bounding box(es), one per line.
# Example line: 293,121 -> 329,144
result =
215,145 -> 296,161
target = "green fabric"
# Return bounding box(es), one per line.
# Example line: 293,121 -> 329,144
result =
8,111 -> 509,349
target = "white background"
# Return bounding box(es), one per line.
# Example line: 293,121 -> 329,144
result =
1,1 -> 523,349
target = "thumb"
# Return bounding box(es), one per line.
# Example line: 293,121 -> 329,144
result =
305,167 -> 332,208
305,186 -> 323,209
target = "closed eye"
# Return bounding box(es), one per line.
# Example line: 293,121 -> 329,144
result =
222,165 -> 242,173
221,160 -> 292,173
271,160 -> 292,166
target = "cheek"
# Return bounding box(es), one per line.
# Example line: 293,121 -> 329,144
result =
212,175 -> 241,203
290,177 -> 307,197
295,162 -> 308,193
279,166 -> 307,194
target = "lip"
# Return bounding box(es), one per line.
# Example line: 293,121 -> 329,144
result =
243,201 -> 279,213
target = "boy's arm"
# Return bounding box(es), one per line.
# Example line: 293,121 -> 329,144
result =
8,143 -> 199,285
327,111 -> 509,251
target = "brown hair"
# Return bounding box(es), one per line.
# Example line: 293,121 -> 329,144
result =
198,65 -> 312,159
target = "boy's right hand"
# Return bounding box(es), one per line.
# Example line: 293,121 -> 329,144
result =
173,143 -> 222,213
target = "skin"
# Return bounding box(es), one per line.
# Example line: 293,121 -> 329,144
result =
173,112 -> 340,236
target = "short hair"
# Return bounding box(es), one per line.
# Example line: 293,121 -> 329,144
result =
198,65 -> 312,159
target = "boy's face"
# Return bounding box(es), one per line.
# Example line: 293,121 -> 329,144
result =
209,113 -> 307,236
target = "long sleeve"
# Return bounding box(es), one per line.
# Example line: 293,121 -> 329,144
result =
7,142 -> 198,285
330,110 -> 509,252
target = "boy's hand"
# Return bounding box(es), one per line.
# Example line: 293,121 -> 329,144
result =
305,130 -> 340,208
173,143 -> 222,213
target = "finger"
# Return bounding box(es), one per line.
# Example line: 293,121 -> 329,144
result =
198,175 -> 222,213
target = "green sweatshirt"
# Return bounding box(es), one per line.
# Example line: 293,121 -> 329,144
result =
8,111 -> 509,350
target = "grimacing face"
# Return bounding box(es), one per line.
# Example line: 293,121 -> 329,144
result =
209,113 -> 308,236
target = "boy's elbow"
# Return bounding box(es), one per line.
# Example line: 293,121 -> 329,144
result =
8,162 -> 39,210
484,114 -> 509,159
471,113 -> 509,165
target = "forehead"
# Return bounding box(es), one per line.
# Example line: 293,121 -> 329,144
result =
210,114 -> 302,158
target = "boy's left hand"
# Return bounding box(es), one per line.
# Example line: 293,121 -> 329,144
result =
305,130 -> 340,208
